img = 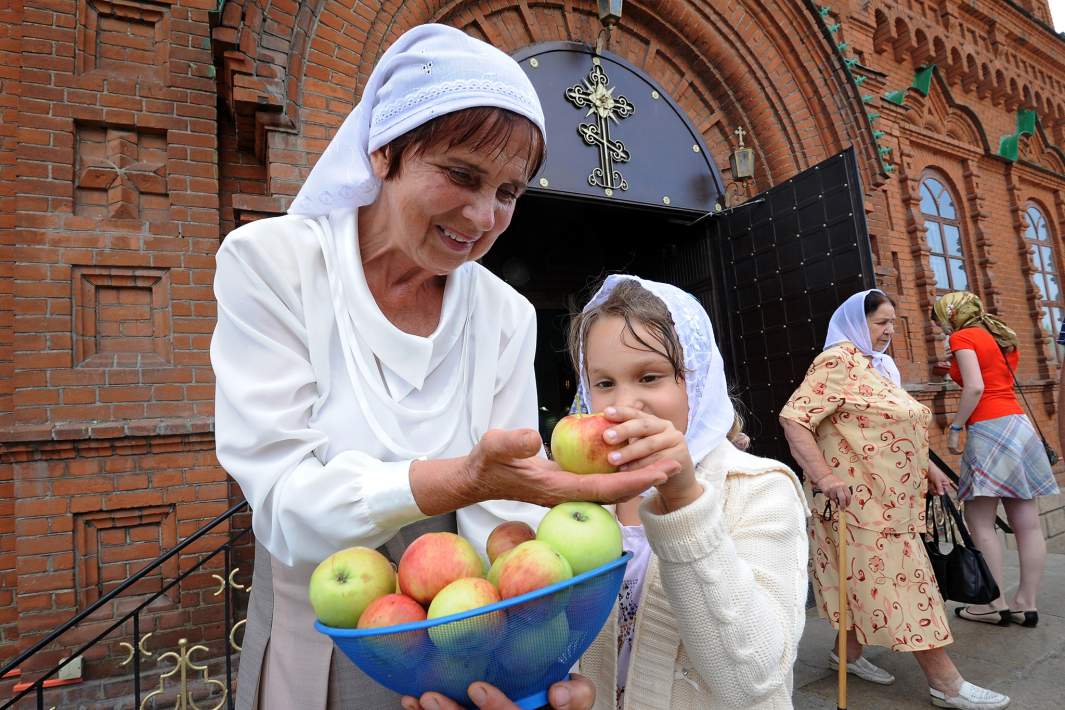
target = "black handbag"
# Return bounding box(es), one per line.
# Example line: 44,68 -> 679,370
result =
924,494 -> 1000,604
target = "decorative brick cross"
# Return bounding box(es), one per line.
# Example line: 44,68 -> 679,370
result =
77,128 -> 167,220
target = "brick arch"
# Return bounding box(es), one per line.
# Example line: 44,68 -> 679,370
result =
293,0 -> 881,195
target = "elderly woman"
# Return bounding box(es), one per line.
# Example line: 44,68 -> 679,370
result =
779,290 -> 1010,710
932,291 -> 1059,628
211,25 -> 674,710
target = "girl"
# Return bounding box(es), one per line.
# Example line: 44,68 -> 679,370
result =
569,275 -> 810,709
933,291 -> 1059,628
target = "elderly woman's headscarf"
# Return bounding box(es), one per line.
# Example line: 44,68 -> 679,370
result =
824,289 -> 902,386
288,23 -> 546,217
570,275 -> 735,465
933,291 -> 1020,352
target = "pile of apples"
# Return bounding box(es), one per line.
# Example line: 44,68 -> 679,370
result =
310,411 -> 628,675
309,500 -> 622,637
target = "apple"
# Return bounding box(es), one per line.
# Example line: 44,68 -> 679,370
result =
495,540 -> 572,599
427,577 -> 505,654
537,502 -> 623,575
486,547 -> 515,589
308,546 -> 395,628
486,520 -> 536,564
550,413 -> 621,474
356,592 -> 428,668
415,653 -> 490,705
398,532 -> 484,606
498,611 -> 571,674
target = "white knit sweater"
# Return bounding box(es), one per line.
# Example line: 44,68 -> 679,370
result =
578,441 -> 810,710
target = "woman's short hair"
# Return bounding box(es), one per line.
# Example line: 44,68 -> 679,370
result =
381,107 -> 545,181
864,290 -> 895,316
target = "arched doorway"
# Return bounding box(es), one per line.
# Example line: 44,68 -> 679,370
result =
487,42 -> 876,464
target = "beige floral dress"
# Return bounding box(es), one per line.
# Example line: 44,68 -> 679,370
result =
780,342 -> 952,651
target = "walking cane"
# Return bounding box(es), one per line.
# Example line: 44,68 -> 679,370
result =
836,501 -> 848,710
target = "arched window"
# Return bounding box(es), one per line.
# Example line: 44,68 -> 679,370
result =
1024,203 -> 1064,362
920,176 -> 968,293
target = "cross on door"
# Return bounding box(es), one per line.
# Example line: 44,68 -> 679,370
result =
565,61 -> 635,193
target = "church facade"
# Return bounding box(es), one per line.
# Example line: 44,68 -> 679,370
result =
2,0 -> 1063,703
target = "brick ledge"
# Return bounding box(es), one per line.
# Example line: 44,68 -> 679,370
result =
0,417 -> 215,445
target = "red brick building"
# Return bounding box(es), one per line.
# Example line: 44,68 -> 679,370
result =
1,0 -> 1063,704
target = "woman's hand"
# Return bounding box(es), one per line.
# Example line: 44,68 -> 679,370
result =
812,472 -> 852,508
927,463 -> 956,496
946,428 -> 964,455
600,406 -> 702,512
402,674 -> 596,710
462,428 -> 678,508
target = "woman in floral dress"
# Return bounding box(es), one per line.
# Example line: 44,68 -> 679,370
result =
780,289 -> 1010,710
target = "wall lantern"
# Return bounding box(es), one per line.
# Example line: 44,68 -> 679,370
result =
598,0 -> 623,27
730,126 -> 755,180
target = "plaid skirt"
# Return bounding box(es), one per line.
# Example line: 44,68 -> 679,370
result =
959,414 -> 1060,500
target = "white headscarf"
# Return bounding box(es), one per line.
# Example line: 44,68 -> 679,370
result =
824,288 -> 901,386
288,23 -> 546,217
571,275 -> 735,466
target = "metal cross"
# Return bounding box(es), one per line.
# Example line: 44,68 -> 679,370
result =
565,62 -> 635,192
734,126 -> 746,148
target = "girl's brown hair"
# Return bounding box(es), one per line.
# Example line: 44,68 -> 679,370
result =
567,279 -> 686,382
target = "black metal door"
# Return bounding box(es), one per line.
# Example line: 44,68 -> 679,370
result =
658,148 -> 875,470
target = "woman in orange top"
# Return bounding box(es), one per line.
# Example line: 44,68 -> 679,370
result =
932,291 -> 1059,629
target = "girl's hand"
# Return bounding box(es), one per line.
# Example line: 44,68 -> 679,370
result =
926,466 -> 956,496
461,429 -> 677,507
402,674 -> 596,710
812,472 -> 852,508
601,406 -> 701,512
947,428 -> 964,455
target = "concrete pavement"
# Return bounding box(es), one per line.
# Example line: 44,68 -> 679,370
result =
793,548 -> 1065,709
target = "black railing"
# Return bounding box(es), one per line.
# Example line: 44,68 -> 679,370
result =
0,501 -> 252,710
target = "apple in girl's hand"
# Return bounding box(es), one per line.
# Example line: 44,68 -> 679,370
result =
537,502 -> 623,575
427,577 -> 505,653
486,520 -> 536,563
398,532 -> 484,606
495,540 -> 572,599
308,546 -> 396,628
550,413 -> 621,474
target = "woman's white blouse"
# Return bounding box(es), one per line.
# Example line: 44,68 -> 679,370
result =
211,209 -> 547,567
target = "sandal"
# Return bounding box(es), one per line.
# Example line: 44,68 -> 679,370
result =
1007,610 -> 1038,627
954,606 -> 1009,626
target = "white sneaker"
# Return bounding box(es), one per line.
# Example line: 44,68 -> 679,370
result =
828,651 -> 896,685
929,681 -> 1010,709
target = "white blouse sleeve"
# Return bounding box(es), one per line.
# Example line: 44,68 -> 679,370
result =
639,470 -> 808,707
211,225 -> 425,567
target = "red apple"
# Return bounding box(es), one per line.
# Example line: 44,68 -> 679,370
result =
550,412 -> 621,474
427,577 -> 505,654
398,532 -> 484,606
486,520 -> 536,564
308,546 -> 395,628
357,593 -> 428,668
486,547 -> 515,589
496,540 -> 573,599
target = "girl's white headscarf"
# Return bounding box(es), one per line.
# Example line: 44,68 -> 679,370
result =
571,274 -> 735,465
824,288 -> 901,386
288,23 -> 545,217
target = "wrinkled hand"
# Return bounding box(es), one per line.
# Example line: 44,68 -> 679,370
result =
601,406 -> 699,510
465,428 -> 677,507
813,472 -> 852,508
927,466 -> 956,496
401,674 -> 596,710
947,428 -> 964,455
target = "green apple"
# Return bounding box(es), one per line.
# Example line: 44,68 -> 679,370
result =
427,577 -> 505,654
498,611 -> 571,674
536,502 -> 622,575
308,546 -> 395,628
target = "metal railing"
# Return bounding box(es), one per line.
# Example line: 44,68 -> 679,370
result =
1,501 -> 252,710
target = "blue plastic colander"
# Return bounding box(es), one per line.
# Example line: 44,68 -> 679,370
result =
316,551 -> 631,709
